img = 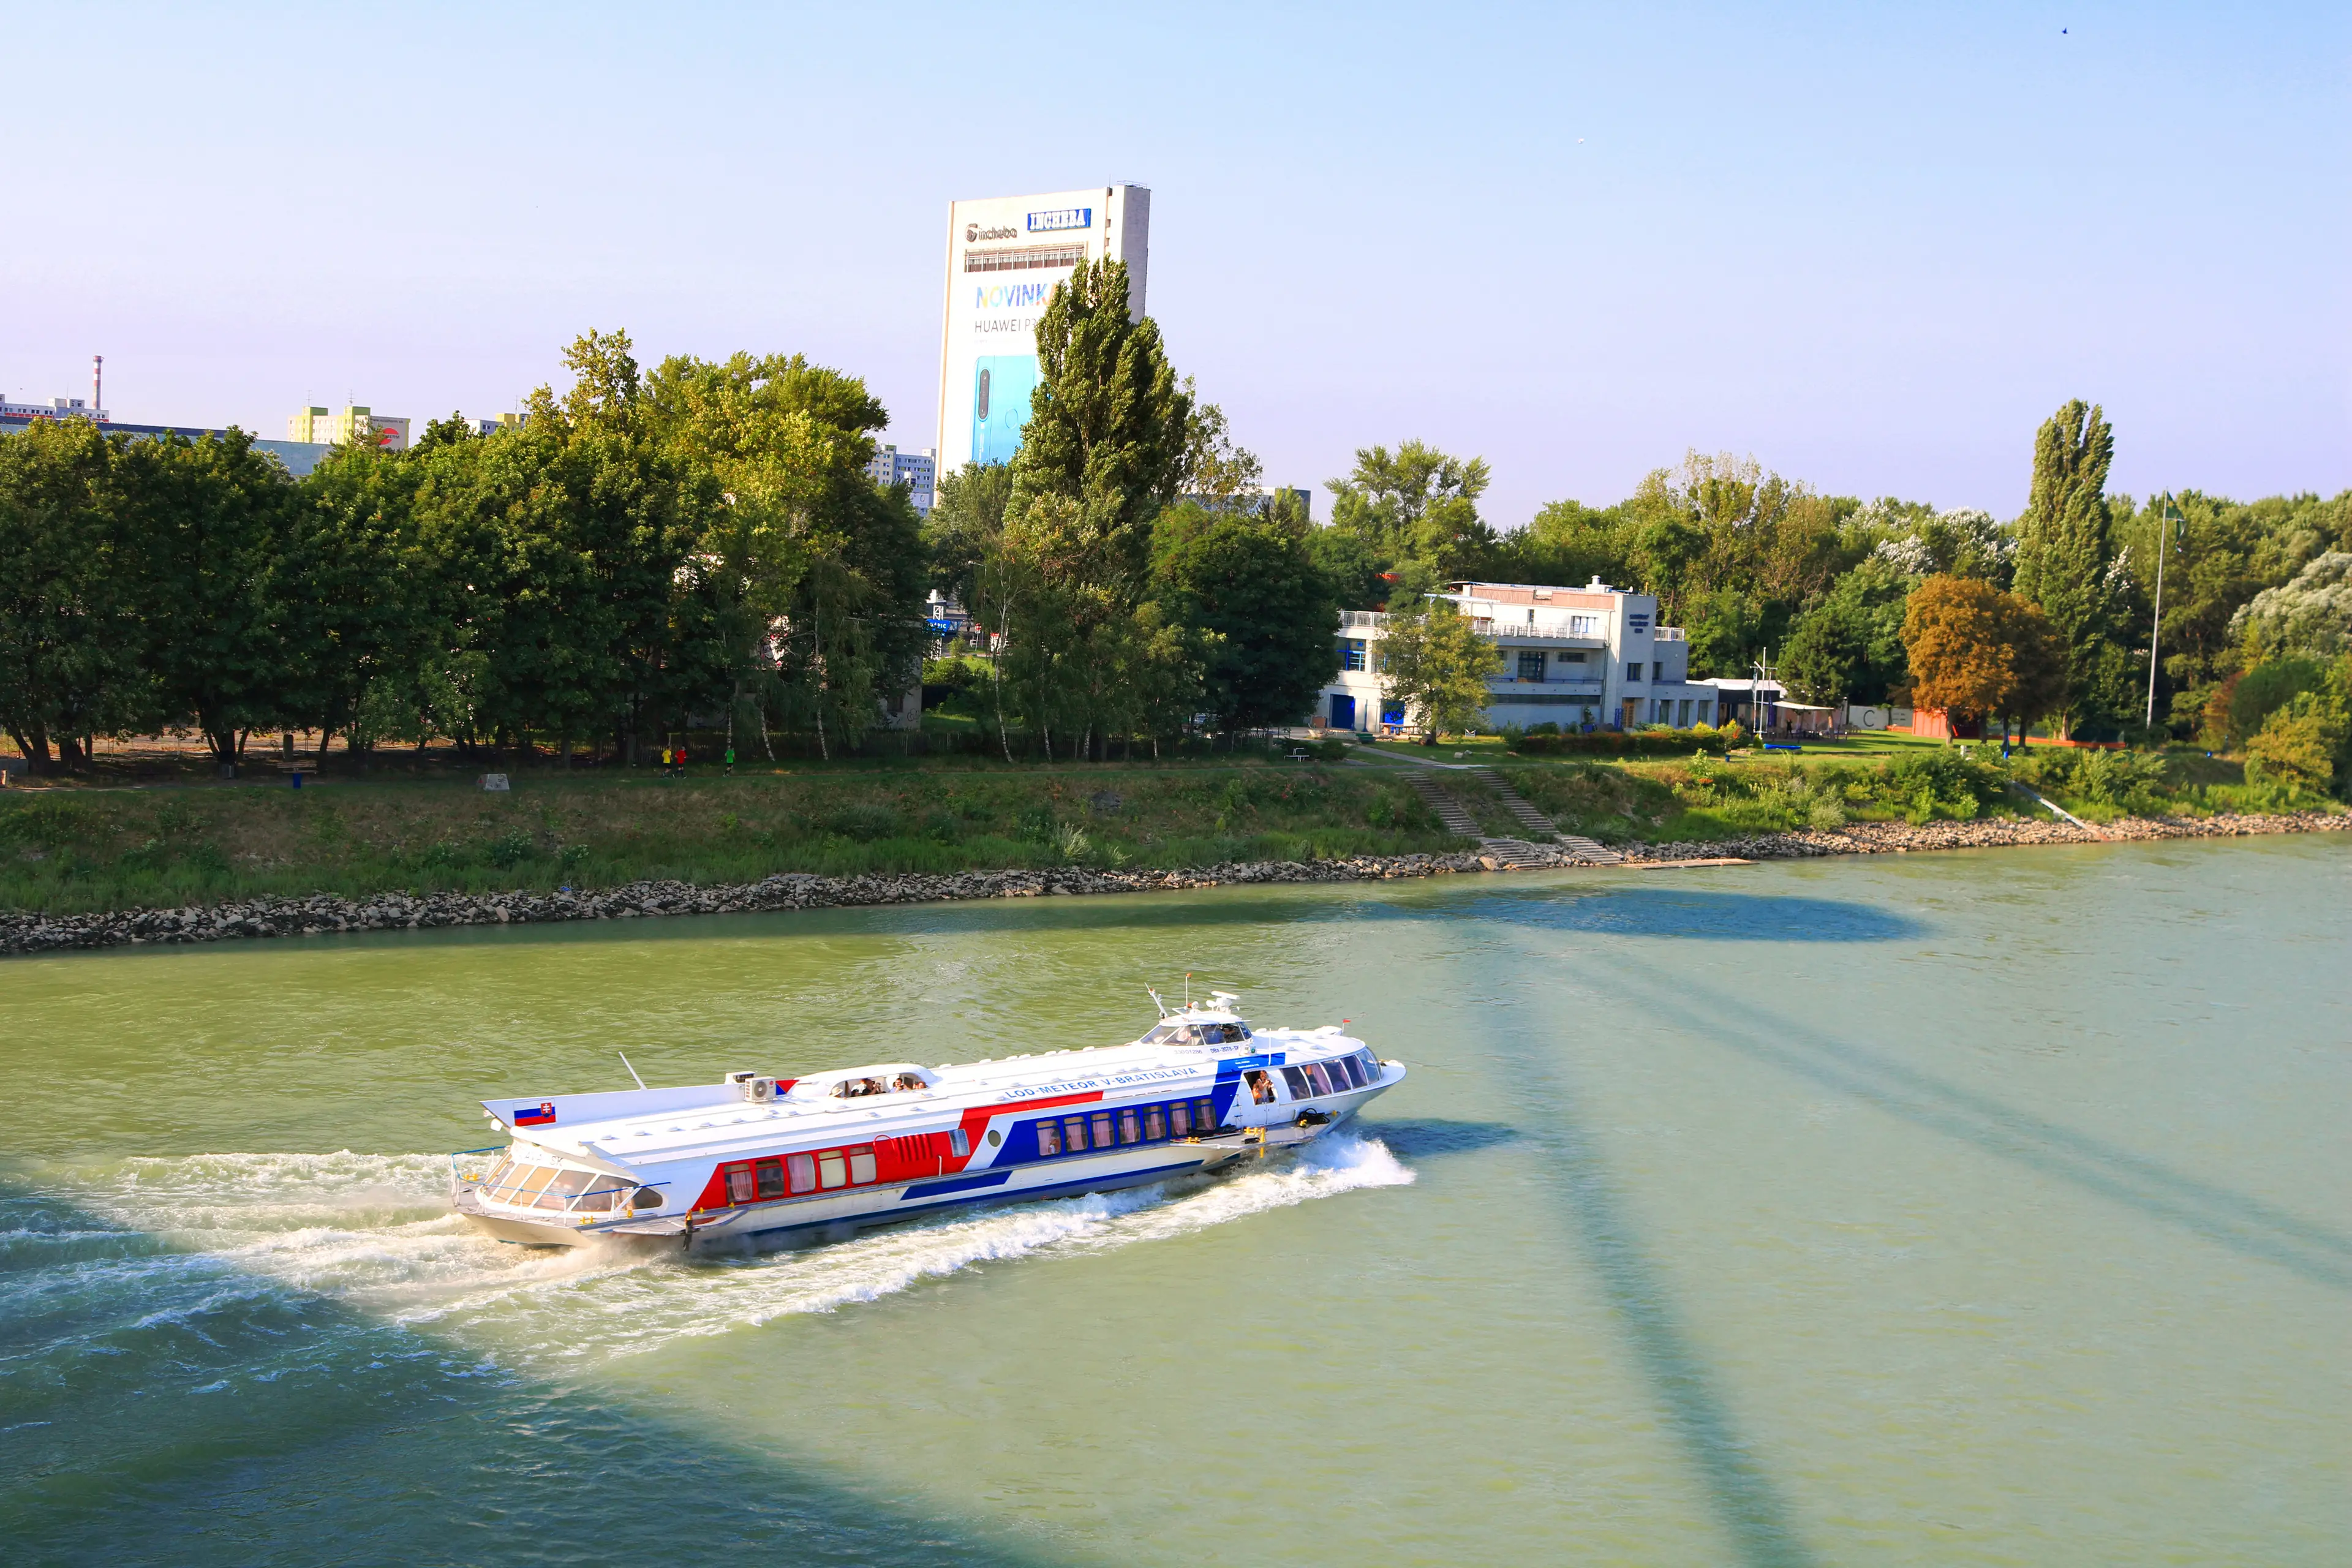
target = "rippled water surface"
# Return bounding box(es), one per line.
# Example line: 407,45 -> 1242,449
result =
4,838 -> 2346,1566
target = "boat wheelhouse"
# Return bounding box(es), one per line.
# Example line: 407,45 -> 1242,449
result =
450,993 -> 1402,1253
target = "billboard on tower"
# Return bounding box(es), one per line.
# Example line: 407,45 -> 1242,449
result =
937,185 -> 1150,474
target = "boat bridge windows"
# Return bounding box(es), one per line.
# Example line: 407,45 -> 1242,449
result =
1279,1052 -> 1382,1101
477,1154 -> 649,1215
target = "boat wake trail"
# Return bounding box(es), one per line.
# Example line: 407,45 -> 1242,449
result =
15,1135 -> 1411,1369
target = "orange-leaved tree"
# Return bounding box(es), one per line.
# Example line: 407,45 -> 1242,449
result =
1901,575 -> 2062,741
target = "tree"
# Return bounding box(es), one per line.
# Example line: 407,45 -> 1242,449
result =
1325,440 -> 1496,584
646,348 -> 925,760
2242,665 -> 2350,796
1175,386 -> 1265,505
2228,551 -> 2352,660
284,439 -> 429,762
1493,497 -> 1633,591
1152,501 -> 1341,733
2013,400 -> 2130,737
1778,605 -> 1868,706
923,460 -> 1016,611
1008,255 -> 1189,587
1378,597 -> 1501,743
1901,574 -> 2064,740
111,429 -> 300,769
0,417 -> 150,771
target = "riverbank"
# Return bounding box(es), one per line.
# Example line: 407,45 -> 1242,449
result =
4,810 -> 2342,957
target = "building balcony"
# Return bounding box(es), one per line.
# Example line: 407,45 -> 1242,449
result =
1490,677 -> 1605,694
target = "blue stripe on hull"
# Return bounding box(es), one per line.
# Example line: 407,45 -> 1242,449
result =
900,1169 -> 1014,1200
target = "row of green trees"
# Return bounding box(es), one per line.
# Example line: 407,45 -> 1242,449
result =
1301,405 -> 2349,748
0,335 -> 931,772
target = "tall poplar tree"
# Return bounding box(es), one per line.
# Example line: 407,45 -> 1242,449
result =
2013,399 -> 2127,736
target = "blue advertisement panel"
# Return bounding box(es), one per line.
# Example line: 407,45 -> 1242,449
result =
972,355 -> 1041,466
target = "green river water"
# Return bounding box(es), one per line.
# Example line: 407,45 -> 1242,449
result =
2,837 -> 2346,1566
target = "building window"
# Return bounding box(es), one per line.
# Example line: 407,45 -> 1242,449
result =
1036,1120 -> 1062,1156
1570,614 -> 1598,636
1627,662 -> 1643,682
963,243 -> 1089,273
1517,651 -> 1545,680
1340,638 -> 1367,671
1678,698 -> 1692,726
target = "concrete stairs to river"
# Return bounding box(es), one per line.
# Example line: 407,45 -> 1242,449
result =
1403,767 -> 1625,867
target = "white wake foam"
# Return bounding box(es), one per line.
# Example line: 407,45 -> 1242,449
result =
29,1134 -> 1412,1366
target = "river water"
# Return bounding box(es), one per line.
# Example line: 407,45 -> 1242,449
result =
2,837 -> 2345,1566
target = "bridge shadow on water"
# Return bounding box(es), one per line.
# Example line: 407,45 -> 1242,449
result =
0,1184 -> 1067,1568
1634,978 -> 2352,1292
1468,1027 -> 1821,1568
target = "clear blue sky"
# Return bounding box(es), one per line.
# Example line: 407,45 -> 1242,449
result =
6,2 -> 2344,526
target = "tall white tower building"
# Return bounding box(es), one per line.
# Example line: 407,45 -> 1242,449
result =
936,184 -> 1150,474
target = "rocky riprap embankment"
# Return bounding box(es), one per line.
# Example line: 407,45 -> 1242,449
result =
0,853 -> 1491,957
1624,809 -> 2351,863
2,812 -> 2342,957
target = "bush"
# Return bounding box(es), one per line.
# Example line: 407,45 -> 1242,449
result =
1510,729 -> 1732,758
2244,690 -> 2349,795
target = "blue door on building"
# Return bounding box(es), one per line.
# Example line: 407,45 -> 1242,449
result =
1330,693 -> 1356,730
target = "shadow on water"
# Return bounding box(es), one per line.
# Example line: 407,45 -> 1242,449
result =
1468,1032 -> 1817,1567
1634,979 -> 2352,1292
0,1185 -> 1068,1568
9,875 -> 1918,973
1353,1118 -> 1521,1160
1433,886 -> 1926,943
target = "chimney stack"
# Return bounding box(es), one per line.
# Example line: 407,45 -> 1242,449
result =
92,355 -> 102,420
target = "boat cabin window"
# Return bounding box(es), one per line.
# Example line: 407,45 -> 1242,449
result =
1353,1050 -> 1382,1084
848,1146 -> 877,1185
1027,1095 -> 1226,1159
755,1158 -> 787,1199
818,1151 -> 847,1188
727,1166 -> 756,1204
788,1152 -> 816,1193
535,1169 -> 596,1210
1145,1020 -> 1253,1046
892,1072 -> 927,1092
1245,1069 -> 1276,1106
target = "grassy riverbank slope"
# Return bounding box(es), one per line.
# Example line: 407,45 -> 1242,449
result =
0,760 -> 1458,914
0,741 -> 2335,916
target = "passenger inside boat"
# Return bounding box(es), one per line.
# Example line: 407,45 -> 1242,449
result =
892,1072 -> 926,1091
1245,1069 -> 1276,1105
1143,1019 -> 1253,1046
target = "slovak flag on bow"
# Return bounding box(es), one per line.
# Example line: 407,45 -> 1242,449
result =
515,1101 -> 557,1126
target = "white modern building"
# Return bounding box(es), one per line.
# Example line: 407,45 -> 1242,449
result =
865,443 -> 937,515
937,185 -> 1150,473
1314,579 -> 1722,736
